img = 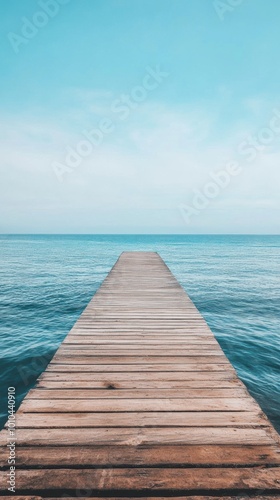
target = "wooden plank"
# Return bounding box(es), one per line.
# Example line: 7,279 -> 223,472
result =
72,327 -> 213,332
63,338 -> 218,344
1,467 -> 279,492
36,379 -> 242,389
38,371 -> 237,381
25,388 -> 248,399
17,397 -> 258,413
2,445 -> 280,468
1,427 -> 274,446
13,411 -> 268,428
57,346 -> 223,352
44,363 -> 234,372
50,355 -> 227,363
60,342 -> 221,348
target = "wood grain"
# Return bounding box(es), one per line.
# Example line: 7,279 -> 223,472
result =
0,251 -> 279,498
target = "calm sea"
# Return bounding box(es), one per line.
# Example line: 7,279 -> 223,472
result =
0,235 -> 279,432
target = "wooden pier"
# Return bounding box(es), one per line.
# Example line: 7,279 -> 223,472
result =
0,251 -> 280,498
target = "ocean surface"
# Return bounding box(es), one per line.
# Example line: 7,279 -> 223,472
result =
0,234 -> 279,432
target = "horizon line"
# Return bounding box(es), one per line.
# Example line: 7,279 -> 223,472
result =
1,233 -> 280,237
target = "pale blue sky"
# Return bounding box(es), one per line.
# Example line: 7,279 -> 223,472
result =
1,0 -> 280,233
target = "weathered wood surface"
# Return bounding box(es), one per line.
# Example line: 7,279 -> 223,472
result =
0,251 -> 279,498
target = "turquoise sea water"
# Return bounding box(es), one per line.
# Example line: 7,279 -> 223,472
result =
0,234 -> 279,432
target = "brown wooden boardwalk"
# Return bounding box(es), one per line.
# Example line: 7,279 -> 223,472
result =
0,251 -> 280,499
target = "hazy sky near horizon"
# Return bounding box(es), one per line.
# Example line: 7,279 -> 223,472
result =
1,0 -> 280,234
